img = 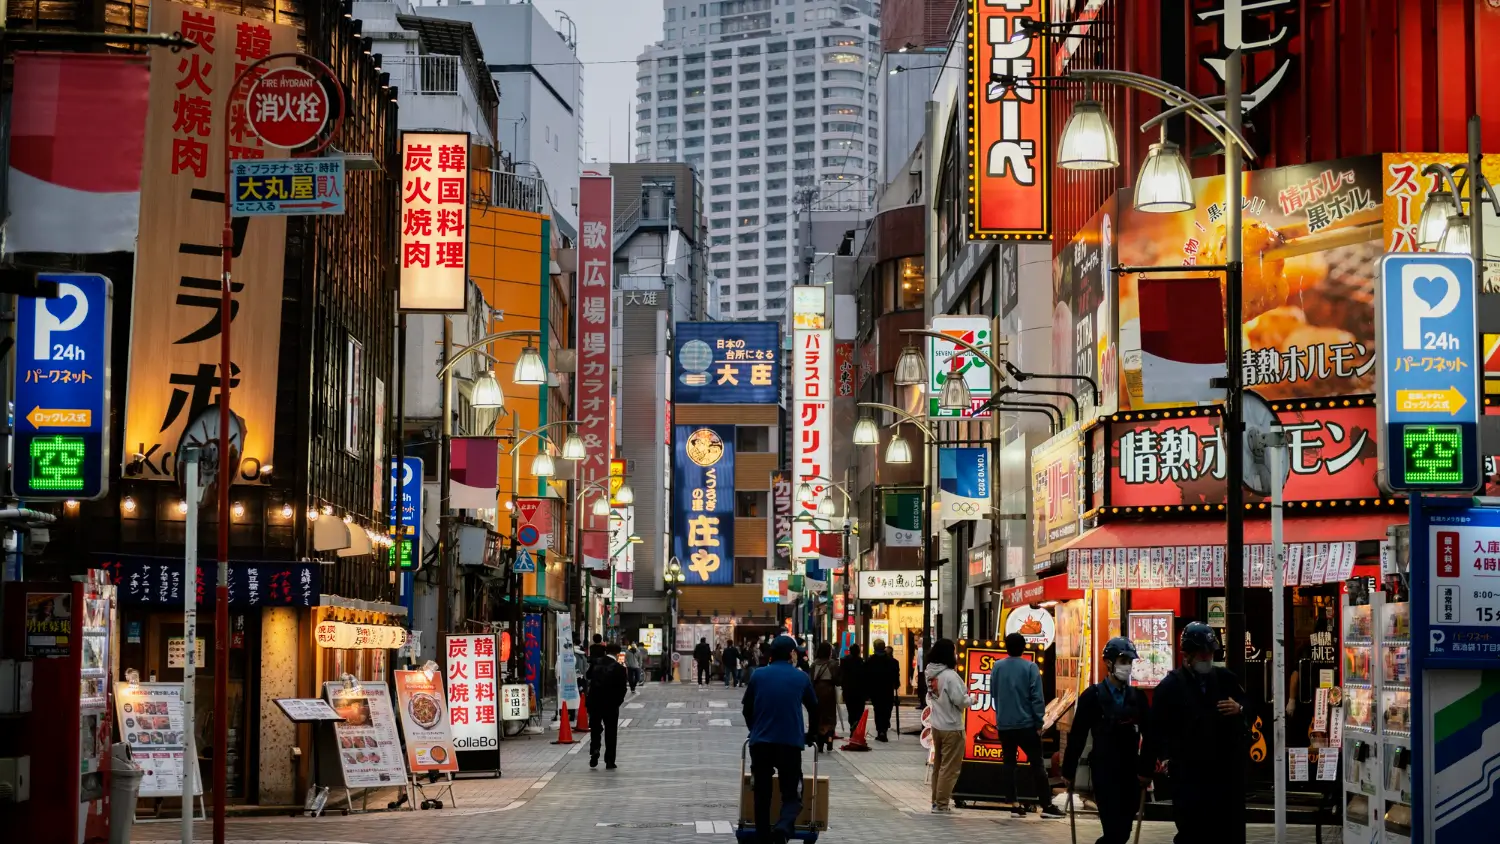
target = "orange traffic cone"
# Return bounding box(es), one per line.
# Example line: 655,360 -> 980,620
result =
552,702 -> 577,744
840,709 -> 872,752
575,693 -> 590,732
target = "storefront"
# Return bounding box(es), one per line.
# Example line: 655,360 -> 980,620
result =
858,569 -> 938,694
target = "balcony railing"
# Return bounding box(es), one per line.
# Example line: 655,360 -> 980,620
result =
385,54 -> 462,96
486,169 -> 546,214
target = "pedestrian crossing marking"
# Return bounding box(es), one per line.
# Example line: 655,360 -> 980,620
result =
667,701 -> 686,708
709,701 -> 728,707
655,718 -> 682,726
709,719 -> 732,726
619,718 -> 632,728
694,821 -> 736,834
625,702 -> 644,709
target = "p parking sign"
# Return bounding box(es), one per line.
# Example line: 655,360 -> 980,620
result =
1377,253 -> 1482,492
14,274 -> 112,499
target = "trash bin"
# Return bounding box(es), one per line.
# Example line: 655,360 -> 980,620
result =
109,744 -> 144,844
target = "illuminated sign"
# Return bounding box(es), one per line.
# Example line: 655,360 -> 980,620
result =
15,274 -> 112,499
967,0 -> 1050,240
793,328 -> 833,559
927,315 -> 994,418
1377,253 -> 1481,491
388,457 -> 423,570
577,173 -> 615,551
1032,426 -> 1083,563
399,132 -> 469,312
792,286 -> 827,329
673,321 -> 780,404
609,458 -> 628,506
671,425 -> 736,585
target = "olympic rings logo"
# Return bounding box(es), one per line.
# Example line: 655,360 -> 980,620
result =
947,500 -> 982,516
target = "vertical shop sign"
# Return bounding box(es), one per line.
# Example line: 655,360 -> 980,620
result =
577,174 -> 615,557
938,446 -> 990,524
793,327 -> 833,559
927,316 -> 994,418
445,634 -> 498,752
966,0 -> 1049,240
522,613 -> 543,708
835,342 -> 856,397
125,2 -> 297,481
398,132 -> 469,311
770,470 -> 793,568
672,425 -> 736,585
883,492 -> 923,547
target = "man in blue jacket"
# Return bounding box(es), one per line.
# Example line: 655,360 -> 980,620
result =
991,632 -> 1063,817
742,635 -> 818,844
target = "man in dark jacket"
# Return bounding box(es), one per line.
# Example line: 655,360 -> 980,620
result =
694,637 -> 713,685
838,644 -> 866,733
723,642 -> 742,687
588,643 -> 630,770
1143,622 -> 1250,844
742,635 -> 817,844
865,639 -> 900,741
1063,637 -> 1152,844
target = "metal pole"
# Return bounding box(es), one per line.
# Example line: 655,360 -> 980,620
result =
182,449 -> 200,844
1469,115 -> 1484,275
395,311 -> 409,636
214,97 -> 234,844
1223,47 -> 1247,680
1268,428 -> 1287,844
511,412 -> 521,680
921,448 -> 934,656
438,316 -> 453,638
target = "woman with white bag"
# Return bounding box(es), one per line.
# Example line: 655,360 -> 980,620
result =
1061,637 -> 1152,844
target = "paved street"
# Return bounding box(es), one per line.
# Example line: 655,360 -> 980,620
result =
134,681 -> 1327,843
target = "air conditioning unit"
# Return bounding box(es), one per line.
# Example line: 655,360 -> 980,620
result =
552,349 -> 577,373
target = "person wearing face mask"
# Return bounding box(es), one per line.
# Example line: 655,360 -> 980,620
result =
1143,622 -> 1251,844
1061,637 -> 1152,844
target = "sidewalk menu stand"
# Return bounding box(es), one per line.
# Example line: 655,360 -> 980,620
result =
115,681 -> 206,823
273,698 -> 344,817
320,681 -> 409,814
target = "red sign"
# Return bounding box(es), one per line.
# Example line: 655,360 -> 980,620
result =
966,0 -> 1050,240
1000,573 -> 1084,609
961,645 -> 1034,764
577,174 -> 614,553
515,497 -> 552,551
246,67 -> 329,149
1436,531 -> 1460,578
1109,405 -> 1379,507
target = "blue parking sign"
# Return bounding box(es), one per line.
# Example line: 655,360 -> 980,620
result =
1377,253 -> 1482,491
388,457 -> 423,570
14,274 -> 112,499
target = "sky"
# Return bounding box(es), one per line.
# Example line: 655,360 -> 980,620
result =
526,0 -> 665,165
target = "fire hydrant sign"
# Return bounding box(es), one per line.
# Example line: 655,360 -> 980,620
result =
230,158 -> 345,217
445,634 -> 499,751
245,67 -> 329,148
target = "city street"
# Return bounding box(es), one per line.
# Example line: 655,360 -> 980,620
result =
134,681 -> 1322,844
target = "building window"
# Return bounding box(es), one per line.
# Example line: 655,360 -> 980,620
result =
735,427 -> 772,453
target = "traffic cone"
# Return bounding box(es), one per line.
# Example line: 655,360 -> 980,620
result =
840,710 -> 872,752
575,693 -> 590,732
552,702 -> 577,744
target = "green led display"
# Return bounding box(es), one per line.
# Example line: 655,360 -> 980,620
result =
1402,424 -> 1465,486
387,537 -> 415,570
29,434 -> 87,491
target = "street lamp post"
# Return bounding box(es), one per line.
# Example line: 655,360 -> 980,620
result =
665,558 -> 686,682
855,401 -> 936,655
796,475 -> 857,647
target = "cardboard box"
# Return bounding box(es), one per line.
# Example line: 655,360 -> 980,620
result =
738,772 -> 830,831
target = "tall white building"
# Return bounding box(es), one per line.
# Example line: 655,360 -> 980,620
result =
635,0 -> 882,321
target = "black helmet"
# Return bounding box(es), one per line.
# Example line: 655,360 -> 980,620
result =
1103,636 -> 1138,662
1180,622 -> 1219,656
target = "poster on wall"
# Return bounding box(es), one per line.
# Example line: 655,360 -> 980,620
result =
323,681 -> 408,787
1032,428 -> 1083,563
1003,605 -> 1057,651
1127,611 -> 1175,688
24,591 -> 70,657
1383,152 -> 1500,292
638,628 -> 663,656
393,670 -> 460,773
1051,196 -> 1118,418
115,682 -> 202,797
444,634 -> 498,753
671,425 -> 737,585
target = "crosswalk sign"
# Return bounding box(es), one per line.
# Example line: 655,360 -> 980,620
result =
513,548 -> 536,573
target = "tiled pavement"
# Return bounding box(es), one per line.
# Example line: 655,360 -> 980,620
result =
133,682 -> 1330,843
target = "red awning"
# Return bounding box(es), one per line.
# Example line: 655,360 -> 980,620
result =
1002,573 -> 1085,608
1061,514 -> 1399,552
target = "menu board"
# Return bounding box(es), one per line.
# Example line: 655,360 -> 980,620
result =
323,681 -> 407,788
274,698 -> 343,721
115,682 -> 201,797
445,635 -> 499,752
500,684 -> 530,722
393,670 -> 459,773
1127,611 -> 1175,688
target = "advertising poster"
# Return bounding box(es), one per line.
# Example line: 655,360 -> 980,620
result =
24,591 -> 70,657
673,321 -> 781,404
835,342 -> 856,397
961,645 -> 1038,765
393,670 -> 459,773
324,681 -> 407,787
115,682 -> 201,797
938,446 -> 990,524
1113,156 -> 1383,410
1127,611 -> 1175,688
1051,196 -> 1118,418
883,492 -> 923,547
1003,605 -> 1057,651
638,628 -> 664,655
1383,152 -> 1500,293
523,613 -> 543,704
1031,428 -> 1082,562
671,424 -> 736,585
763,570 -> 789,602
500,684 -> 530,722
445,635 -> 498,753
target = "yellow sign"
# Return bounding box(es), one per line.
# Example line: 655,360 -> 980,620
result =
1396,387 -> 1468,415
28,407 -> 91,428
609,458 -> 626,506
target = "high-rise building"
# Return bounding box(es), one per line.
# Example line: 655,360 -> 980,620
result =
634,0 -> 882,322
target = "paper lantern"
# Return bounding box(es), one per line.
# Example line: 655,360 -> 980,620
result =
316,620 -> 356,649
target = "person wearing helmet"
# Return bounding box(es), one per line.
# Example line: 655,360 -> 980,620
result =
1143,621 -> 1251,844
1061,637 -> 1152,844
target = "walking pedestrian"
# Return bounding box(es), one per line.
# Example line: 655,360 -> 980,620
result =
865,639 -> 899,742
808,642 -> 840,751
924,638 -> 967,813
588,643 -> 629,770
838,644 -> 866,733
624,641 -> 642,693
714,642 -> 725,683
992,632 -> 1063,817
1062,637 -> 1152,844
723,641 -> 742,687
694,637 -> 713,686
589,633 -> 606,661
742,635 -> 817,844
1143,622 -> 1250,844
